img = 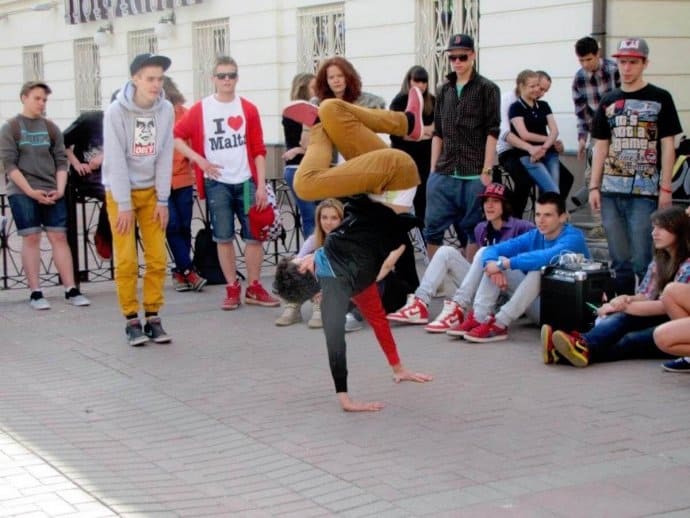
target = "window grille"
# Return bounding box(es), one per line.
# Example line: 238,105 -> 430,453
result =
416,0 -> 479,90
22,45 -> 44,82
193,18 -> 230,99
74,38 -> 102,112
127,29 -> 158,63
297,3 -> 345,73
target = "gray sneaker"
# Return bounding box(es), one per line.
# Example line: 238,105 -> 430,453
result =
65,287 -> 90,307
345,312 -> 363,333
126,319 -> 149,347
29,293 -> 51,311
144,317 -> 172,344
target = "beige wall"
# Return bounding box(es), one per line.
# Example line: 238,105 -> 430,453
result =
0,0 -> 686,149
607,0 -> 690,139
479,0 -> 595,152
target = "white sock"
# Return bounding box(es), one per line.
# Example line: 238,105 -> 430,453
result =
368,186 -> 417,208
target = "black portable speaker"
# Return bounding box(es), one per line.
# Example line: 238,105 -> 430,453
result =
540,264 -> 615,332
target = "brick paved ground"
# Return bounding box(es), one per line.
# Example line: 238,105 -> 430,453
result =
2,278 -> 690,517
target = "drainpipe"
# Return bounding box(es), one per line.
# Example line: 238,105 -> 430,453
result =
592,0 -> 607,56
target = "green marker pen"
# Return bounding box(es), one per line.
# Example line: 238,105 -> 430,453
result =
585,302 -> 599,313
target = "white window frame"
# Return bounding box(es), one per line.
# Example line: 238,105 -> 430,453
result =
193,18 -> 230,99
74,38 -> 102,112
23,45 -> 44,82
416,0 -> 479,90
127,29 -> 158,63
297,3 -> 345,73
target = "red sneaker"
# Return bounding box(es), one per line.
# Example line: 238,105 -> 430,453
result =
446,310 -> 480,337
464,316 -> 508,343
405,86 -> 424,141
552,330 -> 590,367
222,280 -> 241,310
172,271 -> 191,292
387,294 -> 429,324
424,300 -> 463,333
282,100 -> 319,126
245,280 -> 280,307
184,269 -> 207,292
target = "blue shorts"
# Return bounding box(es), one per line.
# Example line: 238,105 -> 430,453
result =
424,173 -> 484,246
205,178 -> 256,243
9,194 -> 67,236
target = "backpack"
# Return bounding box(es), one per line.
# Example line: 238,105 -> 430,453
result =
8,116 -> 60,147
671,136 -> 690,202
192,224 -> 226,285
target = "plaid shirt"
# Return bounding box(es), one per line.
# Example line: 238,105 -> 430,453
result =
572,58 -> 620,141
638,258 -> 690,300
434,71 -> 500,176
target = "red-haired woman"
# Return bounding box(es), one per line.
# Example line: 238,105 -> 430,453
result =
286,56 -> 423,211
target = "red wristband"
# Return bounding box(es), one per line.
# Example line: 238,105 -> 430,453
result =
660,185 -> 672,194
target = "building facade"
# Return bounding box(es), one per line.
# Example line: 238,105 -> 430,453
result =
0,0 -> 687,150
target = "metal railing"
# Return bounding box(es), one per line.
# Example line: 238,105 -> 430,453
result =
1,144 -> 307,290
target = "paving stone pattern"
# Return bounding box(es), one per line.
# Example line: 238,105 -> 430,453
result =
1,280 -> 690,517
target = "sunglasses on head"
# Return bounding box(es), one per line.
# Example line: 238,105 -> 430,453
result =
215,72 -> 238,80
448,54 -> 471,62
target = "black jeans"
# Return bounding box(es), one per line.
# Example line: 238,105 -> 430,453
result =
319,275 -> 354,394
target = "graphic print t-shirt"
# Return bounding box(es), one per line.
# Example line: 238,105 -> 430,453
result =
202,95 -> 251,185
133,116 -> 156,156
591,84 -> 682,197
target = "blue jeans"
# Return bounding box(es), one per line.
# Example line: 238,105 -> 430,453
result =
519,151 -> 559,193
9,194 -> 67,236
284,165 -> 316,238
205,179 -> 255,243
424,173 -> 484,246
583,312 -> 672,364
166,186 -> 194,272
600,195 -> 656,295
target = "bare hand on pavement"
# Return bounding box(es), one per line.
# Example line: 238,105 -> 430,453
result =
392,366 -> 433,384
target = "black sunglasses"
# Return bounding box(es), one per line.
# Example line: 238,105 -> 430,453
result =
448,54 -> 471,62
215,72 -> 238,80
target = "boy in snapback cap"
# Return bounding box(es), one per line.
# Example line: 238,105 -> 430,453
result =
387,182 -> 534,333
102,53 -> 175,346
425,32 -> 501,262
589,37 -> 682,295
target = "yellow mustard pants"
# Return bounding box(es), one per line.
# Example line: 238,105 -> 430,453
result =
106,188 -> 167,317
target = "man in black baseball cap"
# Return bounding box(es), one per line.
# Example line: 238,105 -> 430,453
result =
102,51 -> 175,346
129,53 -> 171,77
425,32 -> 500,264
445,33 -> 474,52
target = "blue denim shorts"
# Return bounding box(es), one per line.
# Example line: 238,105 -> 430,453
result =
8,194 -> 67,236
205,178 -> 256,243
424,173 -> 484,245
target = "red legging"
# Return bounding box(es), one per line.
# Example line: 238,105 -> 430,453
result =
352,283 -> 401,367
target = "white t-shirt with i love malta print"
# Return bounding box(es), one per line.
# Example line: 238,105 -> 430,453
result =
202,95 -> 251,185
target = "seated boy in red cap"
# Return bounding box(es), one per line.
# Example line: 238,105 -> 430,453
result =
388,182 -> 534,333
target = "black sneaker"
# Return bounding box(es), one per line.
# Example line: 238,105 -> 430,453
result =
126,319 -> 149,347
144,317 -> 172,344
65,287 -> 90,306
662,357 -> 690,373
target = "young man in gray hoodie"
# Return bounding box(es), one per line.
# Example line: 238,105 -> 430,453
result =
102,53 -> 175,346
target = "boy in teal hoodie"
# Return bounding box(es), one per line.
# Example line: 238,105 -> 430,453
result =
102,53 -> 175,346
